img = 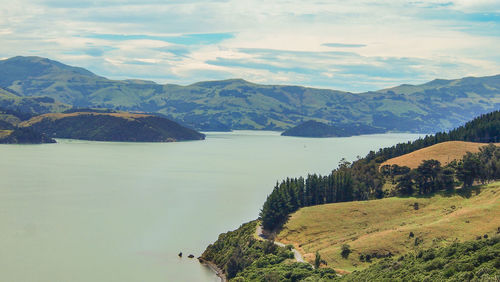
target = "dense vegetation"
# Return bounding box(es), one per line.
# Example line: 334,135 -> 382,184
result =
0,56 -> 498,132
260,111 -> 500,230
200,221 -> 336,281
0,107 -> 55,144
281,120 -> 384,138
0,127 -> 55,144
24,113 -> 205,142
0,106 -> 34,123
343,236 -> 500,281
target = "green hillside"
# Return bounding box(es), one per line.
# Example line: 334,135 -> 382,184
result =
0,56 -> 498,132
0,86 -> 70,115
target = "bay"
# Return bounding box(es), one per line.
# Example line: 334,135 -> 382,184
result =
0,131 -> 422,281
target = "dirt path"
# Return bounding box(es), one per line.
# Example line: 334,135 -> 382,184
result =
255,224 -> 305,263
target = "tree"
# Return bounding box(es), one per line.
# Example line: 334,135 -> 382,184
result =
315,251 -> 322,268
415,159 -> 441,194
341,244 -> 351,259
396,171 -> 414,195
457,152 -> 481,188
440,167 -> 455,191
226,247 -> 243,279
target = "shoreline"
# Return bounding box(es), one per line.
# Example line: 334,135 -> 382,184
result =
198,257 -> 227,282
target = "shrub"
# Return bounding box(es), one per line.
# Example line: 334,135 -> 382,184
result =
341,244 -> 352,259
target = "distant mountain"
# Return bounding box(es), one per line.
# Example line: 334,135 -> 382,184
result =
281,120 -> 384,137
19,111 -> 205,142
0,56 -> 499,133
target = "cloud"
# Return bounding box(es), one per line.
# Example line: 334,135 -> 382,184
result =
323,43 -> 366,48
0,0 -> 499,92
84,33 -> 235,45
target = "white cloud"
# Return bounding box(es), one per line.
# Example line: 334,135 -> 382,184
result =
0,0 -> 498,91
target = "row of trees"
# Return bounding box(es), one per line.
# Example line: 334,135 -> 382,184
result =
388,144 -> 500,195
260,158 -> 383,230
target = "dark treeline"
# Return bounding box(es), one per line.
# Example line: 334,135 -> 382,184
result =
0,127 -> 56,144
260,158 -> 384,230
0,106 -> 34,121
367,110 -> 500,162
260,111 -> 500,231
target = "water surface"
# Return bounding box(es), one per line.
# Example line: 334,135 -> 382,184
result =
0,131 -> 422,281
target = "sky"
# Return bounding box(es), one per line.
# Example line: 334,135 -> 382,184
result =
0,0 -> 499,92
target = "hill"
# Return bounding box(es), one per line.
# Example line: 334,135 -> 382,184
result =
380,141 -> 497,169
0,56 -> 499,132
0,86 -> 70,116
0,107 -> 56,144
19,111 -> 205,142
281,120 -> 384,137
276,181 -> 500,273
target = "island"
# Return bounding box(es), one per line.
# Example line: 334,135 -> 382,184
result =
18,111 -> 205,142
281,120 -> 385,137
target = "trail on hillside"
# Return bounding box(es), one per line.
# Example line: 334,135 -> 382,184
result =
256,224 -> 305,263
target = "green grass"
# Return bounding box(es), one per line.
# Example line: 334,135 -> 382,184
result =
277,182 -> 500,273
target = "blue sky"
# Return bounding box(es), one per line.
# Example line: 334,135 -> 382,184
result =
0,0 -> 499,92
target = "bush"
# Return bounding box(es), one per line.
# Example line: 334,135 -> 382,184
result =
342,236 -> 500,281
341,244 -> 352,259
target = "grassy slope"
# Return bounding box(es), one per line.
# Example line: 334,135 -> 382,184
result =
276,182 -> 500,273
19,112 -> 151,127
0,86 -> 70,115
380,141 -> 498,169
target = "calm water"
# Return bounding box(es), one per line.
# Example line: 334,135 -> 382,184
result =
0,131 -> 422,282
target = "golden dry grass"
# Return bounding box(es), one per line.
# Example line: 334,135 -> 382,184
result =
276,181 -> 500,273
381,141 -> 498,169
0,130 -> 13,138
19,112 -> 152,127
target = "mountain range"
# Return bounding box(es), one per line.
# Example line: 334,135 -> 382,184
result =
0,56 -> 499,133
